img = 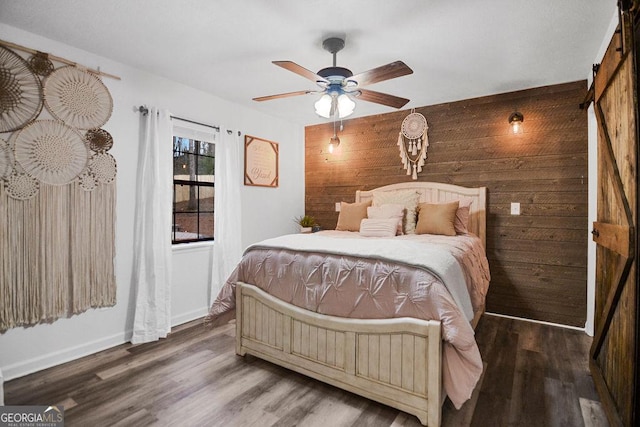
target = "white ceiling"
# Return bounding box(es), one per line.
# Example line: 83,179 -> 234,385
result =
0,0 -> 615,126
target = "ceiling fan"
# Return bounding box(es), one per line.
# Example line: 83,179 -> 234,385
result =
253,37 -> 413,119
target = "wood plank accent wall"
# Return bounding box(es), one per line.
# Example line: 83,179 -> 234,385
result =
305,80 -> 589,327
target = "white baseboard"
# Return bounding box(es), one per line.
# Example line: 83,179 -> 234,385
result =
2,330 -> 129,381
3,306 -> 210,382
171,307 -> 209,327
485,312 -> 586,332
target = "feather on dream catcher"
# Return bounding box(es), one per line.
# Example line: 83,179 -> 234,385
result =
398,109 -> 429,180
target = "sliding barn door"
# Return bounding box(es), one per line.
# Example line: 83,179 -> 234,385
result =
591,7 -> 638,427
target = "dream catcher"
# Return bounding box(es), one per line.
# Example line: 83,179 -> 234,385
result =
0,45 -> 44,133
398,109 -> 428,180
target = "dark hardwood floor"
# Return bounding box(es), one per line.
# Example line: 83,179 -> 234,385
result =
4,314 -> 608,426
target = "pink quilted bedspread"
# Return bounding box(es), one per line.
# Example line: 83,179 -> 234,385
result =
207,231 -> 490,408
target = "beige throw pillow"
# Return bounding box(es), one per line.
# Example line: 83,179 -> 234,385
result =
335,201 -> 372,231
433,198 -> 473,234
415,201 -> 459,236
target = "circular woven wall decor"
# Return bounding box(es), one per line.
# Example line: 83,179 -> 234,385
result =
0,45 -> 44,133
0,137 -> 13,179
44,66 -> 113,129
28,52 -> 54,77
401,112 -> 427,140
78,170 -> 97,191
89,152 -> 117,184
14,120 -> 89,185
85,128 -> 113,152
5,171 -> 39,200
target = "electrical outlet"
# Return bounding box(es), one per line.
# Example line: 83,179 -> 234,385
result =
510,202 -> 520,215
335,202 -> 341,212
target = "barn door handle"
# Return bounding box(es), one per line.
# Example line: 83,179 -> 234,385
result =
591,228 -> 600,238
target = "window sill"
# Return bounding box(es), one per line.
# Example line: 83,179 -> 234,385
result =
172,240 -> 214,253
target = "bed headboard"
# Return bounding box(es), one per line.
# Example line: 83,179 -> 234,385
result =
355,182 -> 487,247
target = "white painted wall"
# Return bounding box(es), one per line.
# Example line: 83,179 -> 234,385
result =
0,24 -> 305,380
585,8 -> 619,336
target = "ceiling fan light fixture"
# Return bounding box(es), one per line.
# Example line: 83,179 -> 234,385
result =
314,94 -> 333,118
344,79 -> 358,89
337,94 -> 355,118
315,93 -> 355,119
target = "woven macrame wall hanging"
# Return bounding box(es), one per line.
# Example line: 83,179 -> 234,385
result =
0,44 -> 117,332
398,109 -> 429,180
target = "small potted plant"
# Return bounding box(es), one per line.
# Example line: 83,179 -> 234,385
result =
295,215 -> 316,233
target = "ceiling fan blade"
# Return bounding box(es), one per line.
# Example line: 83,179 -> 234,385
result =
273,61 -> 329,84
253,90 -> 316,102
348,61 -> 413,87
356,89 -> 410,109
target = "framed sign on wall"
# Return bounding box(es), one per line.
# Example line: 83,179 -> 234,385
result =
244,135 -> 279,187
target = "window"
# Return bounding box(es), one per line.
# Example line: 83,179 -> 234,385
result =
172,135 -> 215,244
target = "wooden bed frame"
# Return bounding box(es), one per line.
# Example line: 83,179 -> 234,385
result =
235,182 -> 487,426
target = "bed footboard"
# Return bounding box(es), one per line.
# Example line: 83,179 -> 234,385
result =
235,282 -> 442,426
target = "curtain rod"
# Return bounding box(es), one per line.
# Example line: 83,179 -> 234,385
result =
137,106 -> 220,131
172,116 -> 220,132
0,38 -> 121,80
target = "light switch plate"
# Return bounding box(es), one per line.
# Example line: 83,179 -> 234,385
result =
511,202 -> 520,215
335,202 -> 341,212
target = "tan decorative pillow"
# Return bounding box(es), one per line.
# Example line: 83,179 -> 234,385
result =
367,204 -> 405,235
372,190 -> 420,234
335,201 -> 372,231
415,201 -> 459,236
434,198 -> 473,234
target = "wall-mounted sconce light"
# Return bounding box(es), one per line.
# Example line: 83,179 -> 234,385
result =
328,134 -> 340,153
328,117 -> 341,153
508,111 -> 524,134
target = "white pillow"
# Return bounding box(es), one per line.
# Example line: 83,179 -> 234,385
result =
367,204 -> 404,235
372,190 -> 420,234
359,218 -> 398,237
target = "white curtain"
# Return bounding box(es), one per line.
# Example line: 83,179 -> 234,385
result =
210,128 -> 243,303
131,107 -> 173,344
